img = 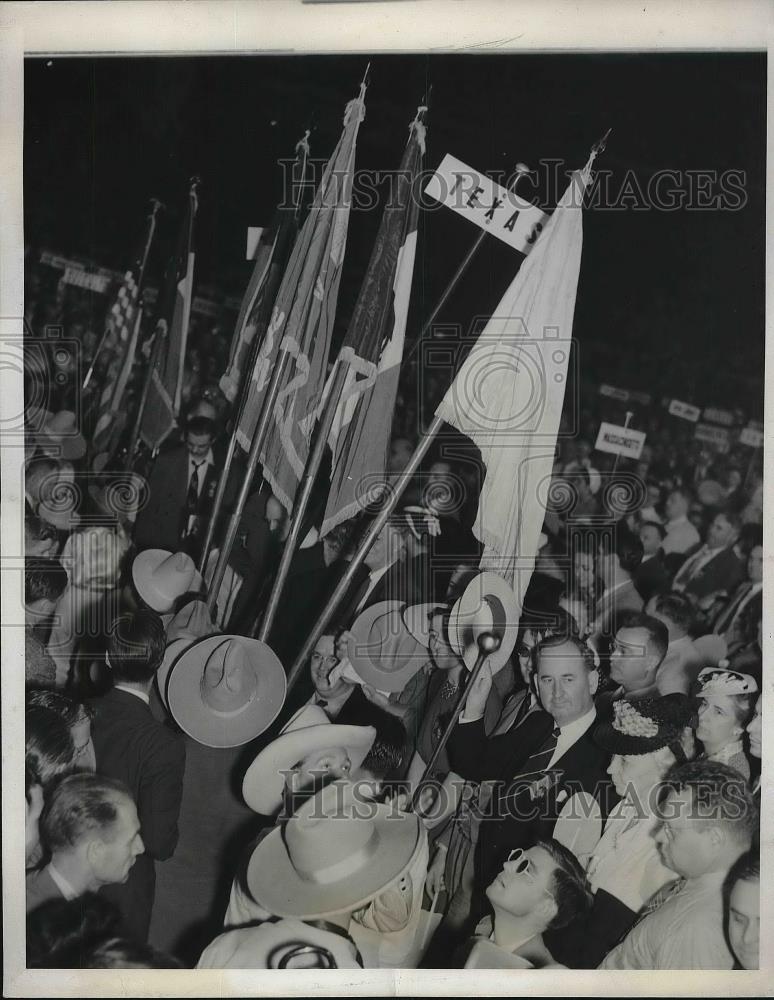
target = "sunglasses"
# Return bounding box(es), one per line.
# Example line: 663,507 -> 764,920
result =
506,848 -> 534,874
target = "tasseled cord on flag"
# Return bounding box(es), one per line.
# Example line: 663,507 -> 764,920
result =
574,127 -> 612,201
344,66 -> 369,127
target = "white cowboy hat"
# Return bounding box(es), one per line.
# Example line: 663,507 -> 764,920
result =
37,410 -> 87,461
246,780 -> 420,920
166,633 -> 287,748
154,599 -> 218,710
347,601 -> 429,694
446,571 -> 519,671
132,549 -> 203,613
242,704 -> 376,816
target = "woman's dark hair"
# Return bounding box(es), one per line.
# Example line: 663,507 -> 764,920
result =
26,893 -> 122,968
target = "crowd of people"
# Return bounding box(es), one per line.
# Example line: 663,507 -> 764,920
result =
22,322 -> 764,972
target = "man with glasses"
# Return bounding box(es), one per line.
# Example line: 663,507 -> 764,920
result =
600,759 -> 757,969
461,840 -> 593,968
596,612 -> 670,718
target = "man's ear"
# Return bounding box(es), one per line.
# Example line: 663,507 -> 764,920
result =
85,837 -> 102,871
587,664 -> 600,697
536,893 -> 558,929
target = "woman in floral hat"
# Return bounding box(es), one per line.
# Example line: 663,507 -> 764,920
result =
694,667 -> 757,782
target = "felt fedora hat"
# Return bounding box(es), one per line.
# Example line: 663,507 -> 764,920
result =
167,633 -> 287,748
242,704 -> 376,816
594,694 -> 694,756
347,601 -> 429,694
447,571 -> 519,671
132,549 -> 203,613
38,410 -> 87,461
246,780 -> 420,920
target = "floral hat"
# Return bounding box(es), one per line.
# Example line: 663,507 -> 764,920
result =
594,694 -> 693,756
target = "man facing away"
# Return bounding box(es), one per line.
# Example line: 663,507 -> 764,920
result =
89,609 -> 186,941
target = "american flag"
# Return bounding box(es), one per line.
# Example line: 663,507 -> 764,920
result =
91,269 -> 142,466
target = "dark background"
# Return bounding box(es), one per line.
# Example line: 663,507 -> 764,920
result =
24,52 -> 766,412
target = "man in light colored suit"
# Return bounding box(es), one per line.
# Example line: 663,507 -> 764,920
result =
646,593 -> 704,695
589,527 -> 644,640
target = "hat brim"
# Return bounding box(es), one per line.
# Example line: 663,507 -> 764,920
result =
593,722 -> 684,756
447,571 -> 519,671
347,601 -> 427,694
246,801 -> 420,919
167,634 -> 287,748
242,722 -> 376,815
155,601 -> 218,709
402,602 -> 443,647
132,549 -> 203,613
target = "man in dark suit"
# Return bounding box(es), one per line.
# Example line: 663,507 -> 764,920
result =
634,521 -> 670,602
27,773 -> 144,913
447,634 -> 613,922
711,541 -> 763,652
90,609 -> 186,941
672,510 -> 746,611
133,416 -> 226,562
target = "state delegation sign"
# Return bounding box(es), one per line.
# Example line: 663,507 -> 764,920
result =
668,398 -> 701,422
595,422 -> 646,460
424,154 -> 549,255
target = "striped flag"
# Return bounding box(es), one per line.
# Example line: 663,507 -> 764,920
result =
140,186 -> 198,452
321,109 -> 425,537
90,269 -> 142,465
435,161 -> 593,597
236,83 -> 366,512
219,189 -> 302,411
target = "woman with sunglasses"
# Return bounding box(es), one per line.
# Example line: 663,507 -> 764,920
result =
694,667 -> 757,783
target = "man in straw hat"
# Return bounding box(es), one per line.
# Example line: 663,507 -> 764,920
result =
201,779 -> 421,969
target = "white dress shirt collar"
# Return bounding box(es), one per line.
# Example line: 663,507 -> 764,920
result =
113,683 -> 150,705
47,861 -> 78,901
548,705 -> 597,768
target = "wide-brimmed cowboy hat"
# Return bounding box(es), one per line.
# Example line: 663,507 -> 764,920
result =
132,549 -> 203,613
37,410 -> 87,461
154,599 -> 218,709
594,694 -> 693,756
347,601 -> 429,694
166,633 -> 287,748
401,602 -> 447,648
242,704 -> 376,816
246,780 -> 420,920
446,571 -> 519,671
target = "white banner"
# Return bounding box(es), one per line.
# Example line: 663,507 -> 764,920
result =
739,426 -> 764,448
595,421 -> 646,459
669,398 -> 701,422
702,406 -> 734,427
695,422 -> 731,452
424,154 -> 548,255
628,390 -> 652,406
599,383 -> 630,402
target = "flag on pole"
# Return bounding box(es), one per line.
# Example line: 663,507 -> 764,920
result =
236,83 -> 367,512
219,136 -> 307,408
140,185 -> 199,452
90,269 -> 142,465
435,159 -> 594,598
320,108 -> 425,537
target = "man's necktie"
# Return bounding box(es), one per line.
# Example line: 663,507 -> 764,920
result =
635,877 -> 687,924
187,460 -> 205,512
509,726 -> 561,784
714,582 -> 753,635
674,547 -> 707,588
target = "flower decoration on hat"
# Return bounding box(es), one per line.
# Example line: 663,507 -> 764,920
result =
697,667 -> 758,697
612,699 -> 660,739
